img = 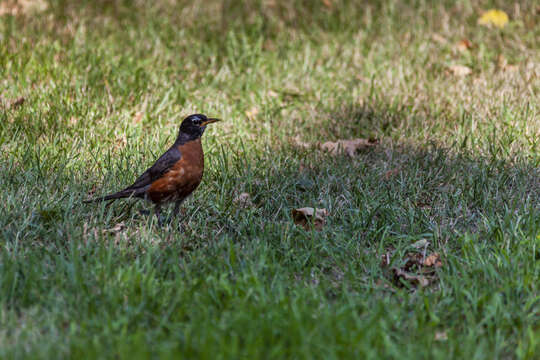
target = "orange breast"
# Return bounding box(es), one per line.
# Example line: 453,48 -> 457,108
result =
148,138 -> 204,204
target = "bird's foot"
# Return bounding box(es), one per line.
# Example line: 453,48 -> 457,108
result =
157,214 -> 168,227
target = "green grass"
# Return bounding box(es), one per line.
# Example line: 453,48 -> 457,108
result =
1,0 -> 539,358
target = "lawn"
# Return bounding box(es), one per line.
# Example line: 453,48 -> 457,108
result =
1,0 -> 539,358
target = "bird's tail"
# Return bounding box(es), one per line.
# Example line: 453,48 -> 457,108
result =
83,189 -> 141,203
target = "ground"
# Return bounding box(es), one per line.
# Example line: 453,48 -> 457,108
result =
0,0 -> 539,358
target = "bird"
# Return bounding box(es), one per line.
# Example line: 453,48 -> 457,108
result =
84,113 -> 220,224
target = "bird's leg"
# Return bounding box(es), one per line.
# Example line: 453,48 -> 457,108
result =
139,209 -> 151,216
173,200 -> 183,218
154,204 -> 163,226
166,199 -> 184,225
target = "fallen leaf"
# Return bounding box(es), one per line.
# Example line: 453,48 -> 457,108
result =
497,55 -> 519,73
411,239 -> 430,249
454,39 -> 473,52
497,54 -> 507,68
502,64 -> 519,73
263,39 -> 276,51
375,278 -> 393,290
423,252 -> 442,267
10,97 -> 25,109
448,65 -> 472,77
103,222 -> 126,234
87,185 -> 97,197
0,0 -> 48,16
380,248 -> 442,289
431,33 -> 448,45
478,9 -> 509,28
392,267 -> 430,287
233,192 -> 253,208
383,167 -> 400,180
320,138 -> 379,157
435,331 -> 448,341
380,250 -> 393,267
245,106 -> 259,119
354,75 -> 366,83
293,136 -> 313,149
402,252 -> 425,271
133,112 -> 143,123
114,134 -> 127,149
292,207 -> 328,231
321,0 -> 332,9
267,90 -> 278,98
134,99 -> 148,123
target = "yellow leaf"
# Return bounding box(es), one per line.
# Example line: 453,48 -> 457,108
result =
478,9 -> 509,28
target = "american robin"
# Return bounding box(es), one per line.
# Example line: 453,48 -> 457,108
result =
84,114 -> 220,223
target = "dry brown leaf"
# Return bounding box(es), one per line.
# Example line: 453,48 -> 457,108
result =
383,167 -> 400,180
263,39 -> 276,51
321,0 -> 332,9
423,252 -> 443,267
233,192 -> 254,208
380,250 -> 393,267
392,268 -> 430,287
10,97 -> 25,109
497,54 -> 507,69
293,136 -> 313,149
355,75 -> 368,83
448,65 -> 472,77
375,278 -> 393,290
103,222 -> 126,234
0,0 -> 48,16
87,185 -> 97,197
497,55 -> 519,73
292,207 -> 328,231
380,248 -> 441,288
455,39 -> 473,52
502,64 -> 519,73
431,33 -> 448,45
134,99 -> 149,123
320,138 -> 379,157
133,112 -> 143,123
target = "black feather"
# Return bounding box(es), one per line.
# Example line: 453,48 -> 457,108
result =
84,146 -> 182,203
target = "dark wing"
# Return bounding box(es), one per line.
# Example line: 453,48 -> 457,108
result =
124,146 -> 182,191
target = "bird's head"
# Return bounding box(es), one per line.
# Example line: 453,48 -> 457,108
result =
178,114 -> 220,140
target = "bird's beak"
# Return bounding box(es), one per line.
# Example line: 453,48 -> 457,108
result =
200,118 -> 220,127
